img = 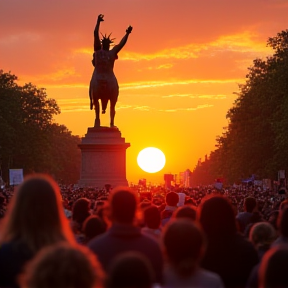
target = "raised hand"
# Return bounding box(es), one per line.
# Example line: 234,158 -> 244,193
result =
126,25 -> 133,34
97,14 -> 104,23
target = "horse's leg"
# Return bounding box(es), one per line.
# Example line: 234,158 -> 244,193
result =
110,99 -> 116,127
89,86 -> 93,110
101,98 -> 108,114
94,100 -> 100,127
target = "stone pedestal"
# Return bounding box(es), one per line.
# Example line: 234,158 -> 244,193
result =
78,127 -> 130,188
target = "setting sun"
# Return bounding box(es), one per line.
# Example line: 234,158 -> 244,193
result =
137,147 -> 166,173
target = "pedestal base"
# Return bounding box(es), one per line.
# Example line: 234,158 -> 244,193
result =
78,126 -> 130,188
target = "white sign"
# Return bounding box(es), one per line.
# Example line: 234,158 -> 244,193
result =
177,193 -> 186,207
9,169 -> 24,185
214,182 -> 223,190
278,170 -> 285,180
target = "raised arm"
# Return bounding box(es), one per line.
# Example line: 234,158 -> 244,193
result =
112,25 -> 133,54
94,14 -> 104,51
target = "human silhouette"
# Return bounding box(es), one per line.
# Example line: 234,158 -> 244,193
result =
89,14 -> 132,128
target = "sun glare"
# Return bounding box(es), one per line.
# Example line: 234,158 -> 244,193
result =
137,147 -> 166,173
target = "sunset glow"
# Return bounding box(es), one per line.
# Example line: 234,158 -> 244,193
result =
1,0 -> 288,183
137,147 -> 166,173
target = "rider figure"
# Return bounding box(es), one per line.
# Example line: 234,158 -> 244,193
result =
89,14 -> 132,127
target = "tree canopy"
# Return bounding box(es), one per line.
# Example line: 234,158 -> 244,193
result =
191,29 -> 288,186
0,70 -> 81,184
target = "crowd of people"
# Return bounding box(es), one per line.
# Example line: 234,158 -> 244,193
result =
0,174 -> 288,288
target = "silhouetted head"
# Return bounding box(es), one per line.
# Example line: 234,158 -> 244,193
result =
165,192 -> 179,207
101,33 -> 114,51
109,187 -> 138,224
244,197 -> 257,212
280,199 -> 288,211
0,195 -> 5,205
21,243 -> 103,288
72,198 -> 91,226
278,207 -> 288,238
259,245 -> 288,288
249,222 -> 276,248
198,195 -> 237,241
174,205 -> 197,221
163,219 -> 206,277
139,199 -> 152,210
106,252 -> 154,288
0,174 -> 74,251
143,205 -> 161,229
82,215 -> 106,242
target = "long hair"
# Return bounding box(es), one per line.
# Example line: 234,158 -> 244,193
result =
259,245 -> 288,288
0,174 -> 75,252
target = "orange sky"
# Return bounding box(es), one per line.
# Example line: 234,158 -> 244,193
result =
1,0 -> 288,184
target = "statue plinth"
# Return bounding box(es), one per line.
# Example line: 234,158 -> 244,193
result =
78,126 -> 130,188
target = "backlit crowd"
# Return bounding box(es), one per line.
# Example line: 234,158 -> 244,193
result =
0,174 -> 288,288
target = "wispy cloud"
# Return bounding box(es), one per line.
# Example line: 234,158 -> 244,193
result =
42,68 -> 80,81
41,79 -> 241,90
159,104 -> 214,112
133,106 -> 151,111
199,95 -> 227,99
156,64 -> 174,69
116,104 -> 133,110
55,98 -> 215,113
74,31 -> 272,64
162,93 -> 227,99
120,79 -> 242,90
0,32 -> 42,45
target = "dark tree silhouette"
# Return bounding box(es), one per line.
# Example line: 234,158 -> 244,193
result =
192,29 -> 288,185
0,70 -> 81,184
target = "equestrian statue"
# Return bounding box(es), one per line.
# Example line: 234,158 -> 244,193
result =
89,14 -> 133,127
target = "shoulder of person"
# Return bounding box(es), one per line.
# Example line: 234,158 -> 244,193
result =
161,209 -> 174,219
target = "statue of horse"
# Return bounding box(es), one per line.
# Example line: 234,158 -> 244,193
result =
89,14 -> 132,127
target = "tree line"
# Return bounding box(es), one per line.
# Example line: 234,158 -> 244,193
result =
0,71 -> 81,184
191,29 -> 288,186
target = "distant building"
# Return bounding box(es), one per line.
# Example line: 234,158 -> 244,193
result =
138,178 -> 146,187
164,174 -> 174,189
179,169 -> 192,187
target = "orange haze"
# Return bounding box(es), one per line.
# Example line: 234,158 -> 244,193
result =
1,0 -> 288,184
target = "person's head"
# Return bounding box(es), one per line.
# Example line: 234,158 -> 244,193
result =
139,199 -> 152,210
197,195 -> 237,240
277,199 -> 288,229
249,222 -> 276,248
268,210 -> 279,230
109,187 -> 138,224
165,192 -> 179,207
278,207 -> 288,238
83,215 -> 106,242
244,197 -> 257,213
106,252 -> 154,288
143,205 -> 161,229
20,243 -> 103,288
101,34 -> 114,51
72,198 -> 91,225
259,245 -> 288,288
0,174 -> 74,251
162,219 -> 206,277
279,199 -> 288,211
174,205 -> 197,221
0,194 -> 5,206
